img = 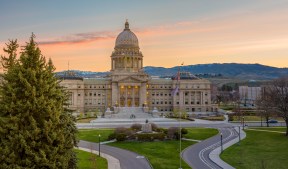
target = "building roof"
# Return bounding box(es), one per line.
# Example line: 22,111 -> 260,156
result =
171,71 -> 200,80
115,20 -> 139,48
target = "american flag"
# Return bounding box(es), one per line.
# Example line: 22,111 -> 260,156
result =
171,68 -> 180,96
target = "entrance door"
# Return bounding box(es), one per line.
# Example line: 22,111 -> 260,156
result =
127,99 -> 132,107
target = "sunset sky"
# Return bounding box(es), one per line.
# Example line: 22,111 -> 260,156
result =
1,0 -> 288,72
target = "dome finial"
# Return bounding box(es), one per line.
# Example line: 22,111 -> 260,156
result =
125,19 -> 129,30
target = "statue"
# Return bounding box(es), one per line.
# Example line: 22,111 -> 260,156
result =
141,119 -> 152,133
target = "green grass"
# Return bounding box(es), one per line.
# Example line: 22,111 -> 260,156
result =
77,129 -> 114,143
185,128 -> 219,140
249,127 -> 286,132
221,130 -> 288,169
232,116 -> 283,121
109,140 -> 192,169
75,149 -> 108,169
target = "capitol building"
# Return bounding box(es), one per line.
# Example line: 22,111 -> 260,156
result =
60,21 -> 217,115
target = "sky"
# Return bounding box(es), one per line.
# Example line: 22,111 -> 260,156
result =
1,0 -> 288,72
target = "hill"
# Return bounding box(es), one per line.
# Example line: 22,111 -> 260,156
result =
56,63 -> 288,80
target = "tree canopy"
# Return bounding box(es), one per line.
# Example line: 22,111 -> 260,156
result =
0,34 -> 78,168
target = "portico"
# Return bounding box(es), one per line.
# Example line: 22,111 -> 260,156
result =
119,84 -> 140,107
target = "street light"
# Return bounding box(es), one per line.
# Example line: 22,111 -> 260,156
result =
242,117 -> 245,129
238,125 -> 241,145
220,132 -> 223,153
98,134 -> 101,156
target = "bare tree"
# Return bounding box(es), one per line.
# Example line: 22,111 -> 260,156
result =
255,96 -> 275,127
263,77 -> 288,136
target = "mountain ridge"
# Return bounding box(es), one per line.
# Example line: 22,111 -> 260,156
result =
56,63 -> 288,80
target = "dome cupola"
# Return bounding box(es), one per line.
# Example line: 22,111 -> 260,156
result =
115,20 -> 139,48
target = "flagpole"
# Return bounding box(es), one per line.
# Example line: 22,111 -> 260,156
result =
179,63 -> 183,169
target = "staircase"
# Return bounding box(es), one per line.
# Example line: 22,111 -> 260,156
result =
113,107 -> 154,119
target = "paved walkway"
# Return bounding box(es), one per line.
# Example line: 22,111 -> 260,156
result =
209,127 -> 246,169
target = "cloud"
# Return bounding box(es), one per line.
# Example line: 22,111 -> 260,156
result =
38,20 -> 201,46
38,31 -> 116,46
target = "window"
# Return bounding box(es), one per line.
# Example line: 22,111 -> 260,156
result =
78,93 -> 81,96
176,102 -> 179,105
197,101 -> 200,104
89,93 -> 92,96
185,101 -> 188,105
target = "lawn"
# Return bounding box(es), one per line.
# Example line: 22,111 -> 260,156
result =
221,129 -> 288,169
77,129 -> 114,143
249,127 -> 286,132
232,116 -> 283,121
109,140 -> 192,169
75,149 -> 108,169
185,128 -> 219,140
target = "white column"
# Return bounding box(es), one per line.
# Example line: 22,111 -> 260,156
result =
125,86 -> 127,106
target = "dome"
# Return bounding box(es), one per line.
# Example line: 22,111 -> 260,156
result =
115,21 -> 139,48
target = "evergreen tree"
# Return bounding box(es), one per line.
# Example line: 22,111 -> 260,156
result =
0,34 -> 78,168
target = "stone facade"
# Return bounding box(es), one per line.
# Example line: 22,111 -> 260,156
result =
60,21 -> 218,114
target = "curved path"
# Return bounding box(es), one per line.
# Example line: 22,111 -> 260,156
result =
78,140 -> 152,169
182,127 -> 239,169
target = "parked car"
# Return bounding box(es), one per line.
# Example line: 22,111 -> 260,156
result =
268,119 -> 278,123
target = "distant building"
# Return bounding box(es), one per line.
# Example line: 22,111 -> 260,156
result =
239,86 -> 261,107
60,21 -> 217,114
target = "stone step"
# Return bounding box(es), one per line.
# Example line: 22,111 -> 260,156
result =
110,107 -> 157,119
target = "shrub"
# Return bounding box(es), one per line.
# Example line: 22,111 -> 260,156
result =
115,133 -> 127,141
181,128 -> 188,135
156,128 -> 168,134
136,133 -> 165,141
150,123 -> 158,131
167,127 -> 187,140
115,127 -> 129,134
167,127 -> 179,139
131,123 -> 142,131
114,127 -> 135,140
108,133 -> 116,140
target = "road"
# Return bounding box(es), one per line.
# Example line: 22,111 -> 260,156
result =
78,140 -> 152,169
182,127 -> 239,169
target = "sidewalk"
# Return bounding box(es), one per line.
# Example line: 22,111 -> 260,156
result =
76,147 -> 121,169
209,127 -> 246,169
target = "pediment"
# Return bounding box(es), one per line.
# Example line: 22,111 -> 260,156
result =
118,76 -> 144,83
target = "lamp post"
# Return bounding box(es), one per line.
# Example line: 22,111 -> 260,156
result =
220,132 -> 223,152
98,134 -> 101,156
242,117 -> 245,129
238,126 -> 241,145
